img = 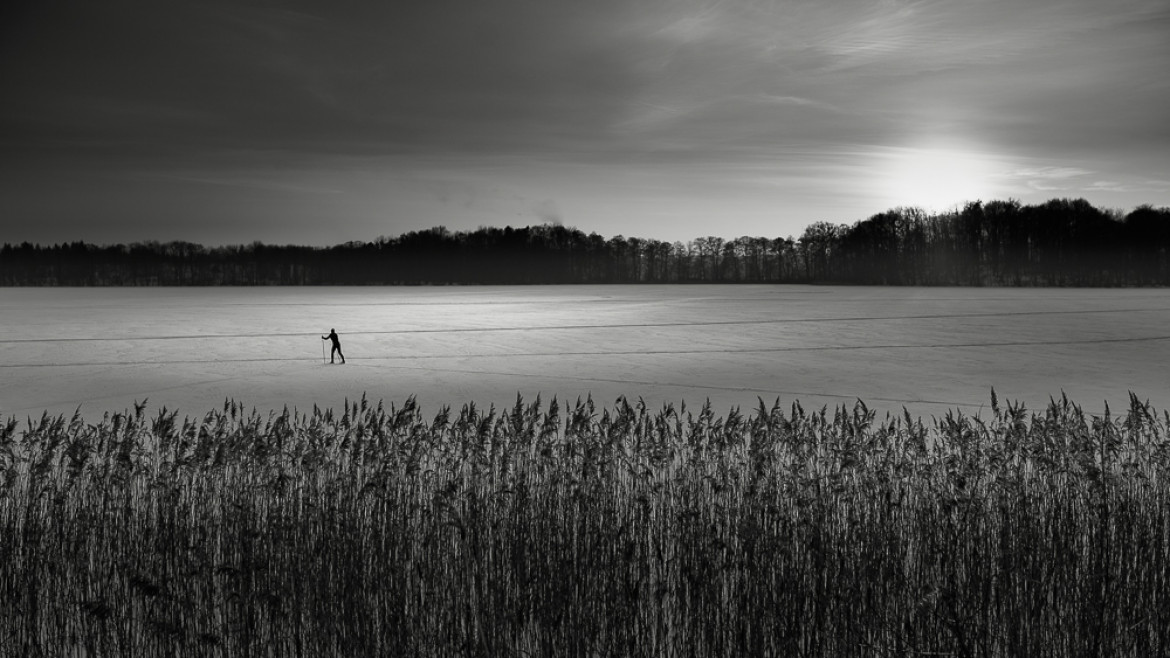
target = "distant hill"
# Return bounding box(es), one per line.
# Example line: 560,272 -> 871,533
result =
3,199 -> 1168,286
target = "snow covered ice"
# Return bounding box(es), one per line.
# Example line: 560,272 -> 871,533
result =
2,285 -> 1168,422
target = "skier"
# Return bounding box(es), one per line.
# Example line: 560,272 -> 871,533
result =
322,328 -> 345,364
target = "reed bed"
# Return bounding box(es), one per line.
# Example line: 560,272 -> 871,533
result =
3,392 -> 1170,657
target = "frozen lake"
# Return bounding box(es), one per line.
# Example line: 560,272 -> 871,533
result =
2,285 -> 1168,422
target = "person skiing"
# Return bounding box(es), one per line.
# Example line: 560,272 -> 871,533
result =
322,328 -> 345,364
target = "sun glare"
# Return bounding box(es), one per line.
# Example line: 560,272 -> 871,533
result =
882,147 -> 996,211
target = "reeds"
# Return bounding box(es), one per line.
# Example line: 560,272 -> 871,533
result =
3,392 -> 1169,656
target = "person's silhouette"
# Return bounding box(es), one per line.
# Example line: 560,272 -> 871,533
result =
322,329 -> 345,364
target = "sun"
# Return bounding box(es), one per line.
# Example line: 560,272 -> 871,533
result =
881,146 -> 996,211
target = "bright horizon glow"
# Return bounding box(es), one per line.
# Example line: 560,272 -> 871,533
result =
880,146 -> 1001,212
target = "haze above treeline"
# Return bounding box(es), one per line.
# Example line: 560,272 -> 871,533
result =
3,198 -> 1169,287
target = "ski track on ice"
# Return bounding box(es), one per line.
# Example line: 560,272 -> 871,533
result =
4,333 -> 1168,369
3,306 -> 1169,344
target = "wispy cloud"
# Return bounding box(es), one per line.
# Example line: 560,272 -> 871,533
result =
1086,179 -> 1170,194
1006,166 -> 1093,191
133,172 -> 343,195
1010,167 -> 1093,180
753,95 -> 844,113
1004,166 -> 1170,196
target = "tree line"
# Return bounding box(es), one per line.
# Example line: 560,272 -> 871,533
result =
2,198 -> 1168,286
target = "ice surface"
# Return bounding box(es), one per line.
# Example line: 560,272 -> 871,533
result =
1,285 -> 1167,422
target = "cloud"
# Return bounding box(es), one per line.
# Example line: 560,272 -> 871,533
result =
132,172 -> 342,195
1086,179 -> 1170,194
999,163 -> 1170,196
2,0 -> 1168,245
1002,166 -> 1089,192
1010,167 -> 1093,180
5,0 -> 1167,166
754,95 -> 844,113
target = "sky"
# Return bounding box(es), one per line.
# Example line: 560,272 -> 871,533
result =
1,0 -> 1168,246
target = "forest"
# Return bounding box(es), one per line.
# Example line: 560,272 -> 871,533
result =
2,198 -> 1168,286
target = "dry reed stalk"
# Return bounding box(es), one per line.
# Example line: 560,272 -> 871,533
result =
2,392 -> 1169,655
